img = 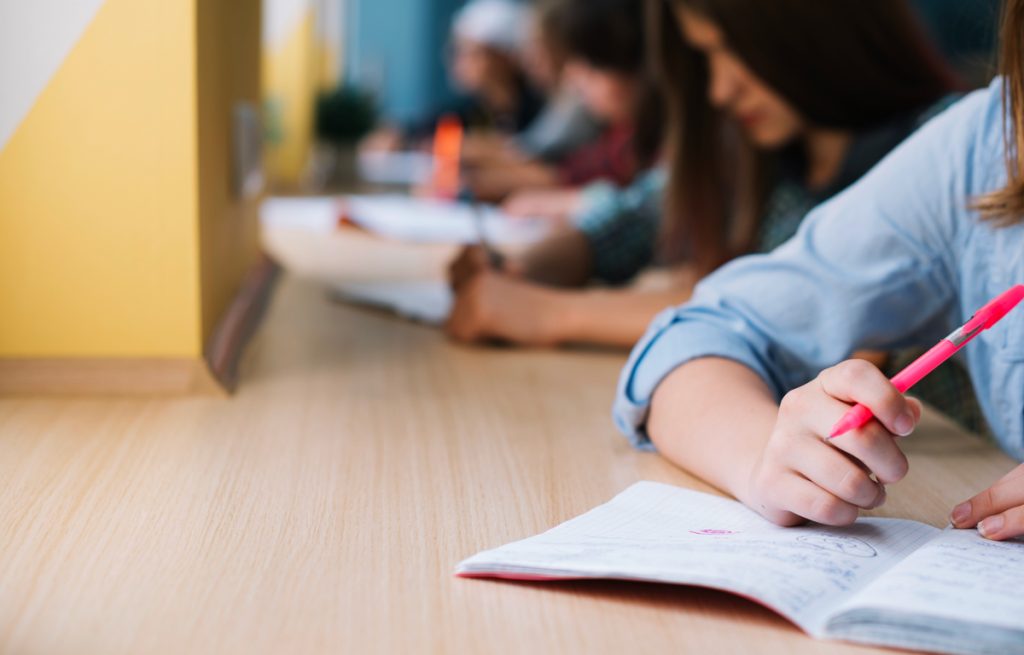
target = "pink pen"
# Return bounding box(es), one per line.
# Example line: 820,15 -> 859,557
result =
829,284 -> 1024,439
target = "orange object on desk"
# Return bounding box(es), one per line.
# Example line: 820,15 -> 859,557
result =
431,115 -> 463,200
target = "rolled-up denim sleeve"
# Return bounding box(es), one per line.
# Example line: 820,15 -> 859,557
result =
614,81 -> 1001,450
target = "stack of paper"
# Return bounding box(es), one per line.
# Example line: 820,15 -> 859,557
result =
260,195 -> 550,246
344,195 -> 549,245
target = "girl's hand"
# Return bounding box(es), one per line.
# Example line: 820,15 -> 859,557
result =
445,271 -> 564,346
448,246 -> 491,290
951,465 -> 1024,540
448,246 -> 523,291
744,359 -> 921,527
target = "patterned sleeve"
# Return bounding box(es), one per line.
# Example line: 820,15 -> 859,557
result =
572,169 -> 666,285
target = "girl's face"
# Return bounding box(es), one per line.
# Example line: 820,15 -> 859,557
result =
564,60 -> 635,123
677,7 -> 804,148
449,38 -> 509,93
521,20 -> 559,92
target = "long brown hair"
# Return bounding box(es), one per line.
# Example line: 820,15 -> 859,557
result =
652,0 -> 961,273
976,0 -> 1024,224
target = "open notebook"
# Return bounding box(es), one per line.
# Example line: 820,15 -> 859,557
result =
457,482 -> 1024,655
329,280 -> 452,326
344,195 -> 549,245
260,195 -> 550,245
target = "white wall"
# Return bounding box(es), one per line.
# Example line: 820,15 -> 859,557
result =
0,0 -> 107,151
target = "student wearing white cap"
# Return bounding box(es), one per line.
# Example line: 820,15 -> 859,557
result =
445,0 -> 542,134
361,0 -> 543,154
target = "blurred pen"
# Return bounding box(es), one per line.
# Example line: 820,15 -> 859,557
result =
461,188 -> 505,270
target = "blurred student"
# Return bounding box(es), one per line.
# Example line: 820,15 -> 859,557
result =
464,0 -> 663,201
361,0 -> 541,153
614,0 -> 1024,542
500,0 -> 1002,221
464,1 -> 604,168
447,0 -> 959,349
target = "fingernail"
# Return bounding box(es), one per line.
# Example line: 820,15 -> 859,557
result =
979,514 -> 1004,538
893,412 -> 915,436
871,487 -> 887,509
951,501 -> 971,526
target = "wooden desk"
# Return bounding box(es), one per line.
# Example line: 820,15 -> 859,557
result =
0,228 -> 1016,654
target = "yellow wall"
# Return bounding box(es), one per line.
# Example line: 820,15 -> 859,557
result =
0,0 -> 200,357
0,0 -> 262,359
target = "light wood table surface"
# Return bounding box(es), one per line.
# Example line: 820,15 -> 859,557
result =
0,226 -> 1016,654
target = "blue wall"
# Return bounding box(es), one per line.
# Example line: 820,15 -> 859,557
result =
346,0 -> 465,125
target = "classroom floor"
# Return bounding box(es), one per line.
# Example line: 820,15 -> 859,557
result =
0,227 -> 1015,654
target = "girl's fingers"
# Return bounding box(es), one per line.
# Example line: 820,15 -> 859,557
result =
774,473 -> 860,526
905,397 -> 924,424
793,440 -> 886,509
951,464 -> 1024,528
818,359 -> 919,437
829,420 -> 909,485
977,504 -> 1024,541
448,247 -> 488,290
781,387 -> 909,486
445,277 -> 487,342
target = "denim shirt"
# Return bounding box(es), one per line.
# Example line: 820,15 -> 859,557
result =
614,77 -> 1024,462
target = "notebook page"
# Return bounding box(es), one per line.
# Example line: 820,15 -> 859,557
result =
456,482 -> 939,636
330,280 -> 453,325
345,195 -> 550,245
827,528 -> 1024,654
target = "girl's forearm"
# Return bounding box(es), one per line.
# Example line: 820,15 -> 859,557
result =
647,358 -> 779,503
554,288 -> 695,348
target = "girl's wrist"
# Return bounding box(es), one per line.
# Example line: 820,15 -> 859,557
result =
538,288 -> 579,346
730,459 -> 762,511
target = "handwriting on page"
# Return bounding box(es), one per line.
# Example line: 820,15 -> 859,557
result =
502,523 -> 911,629
846,528 -> 1024,629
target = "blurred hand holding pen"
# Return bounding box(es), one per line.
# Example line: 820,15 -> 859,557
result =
433,114 -> 506,271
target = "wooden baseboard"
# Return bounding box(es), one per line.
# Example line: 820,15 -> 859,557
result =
0,254 -> 280,396
0,357 -> 225,396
